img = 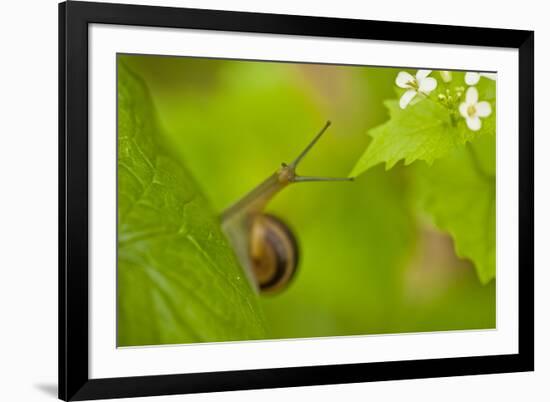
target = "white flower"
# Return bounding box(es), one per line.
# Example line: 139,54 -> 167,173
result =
440,70 -> 452,83
459,87 -> 492,131
465,72 -> 497,86
395,70 -> 437,109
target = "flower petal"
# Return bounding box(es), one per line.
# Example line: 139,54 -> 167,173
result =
399,89 -> 417,109
459,102 -> 469,118
465,86 -> 478,104
396,71 -> 414,88
440,70 -> 452,83
419,77 -> 437,93
465,72 -> 480,86
466,116 -> 481,131
476,101 -> 492,117
416,70 -> 432,80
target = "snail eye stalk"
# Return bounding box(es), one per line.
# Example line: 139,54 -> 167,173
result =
294,176 -> 353,182
288,120 -> 354,183
289,120 -> 332,169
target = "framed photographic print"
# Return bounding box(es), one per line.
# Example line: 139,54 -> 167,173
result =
59,1 -> 534,400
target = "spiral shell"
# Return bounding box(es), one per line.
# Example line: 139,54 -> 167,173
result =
249,214 -> 299,293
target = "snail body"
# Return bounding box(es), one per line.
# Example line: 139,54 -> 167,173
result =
221,121 -> 352,294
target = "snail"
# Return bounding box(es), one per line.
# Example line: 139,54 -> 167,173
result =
221,121 -> 353,294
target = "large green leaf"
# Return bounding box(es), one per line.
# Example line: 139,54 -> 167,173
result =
117,62 -> 266,346
413,133 -> 496,283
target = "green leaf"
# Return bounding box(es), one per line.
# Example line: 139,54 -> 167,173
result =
413,133 -> 496,283
117,62 -> 266,346
349,71 -> 496,177
350,100 -> 461,176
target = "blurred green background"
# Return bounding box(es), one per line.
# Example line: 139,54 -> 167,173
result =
120,54 -> 495,340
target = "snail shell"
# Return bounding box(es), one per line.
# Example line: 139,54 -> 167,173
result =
249,214 -> 299,293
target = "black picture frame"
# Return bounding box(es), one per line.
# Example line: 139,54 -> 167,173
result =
59,1 -> 534,400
